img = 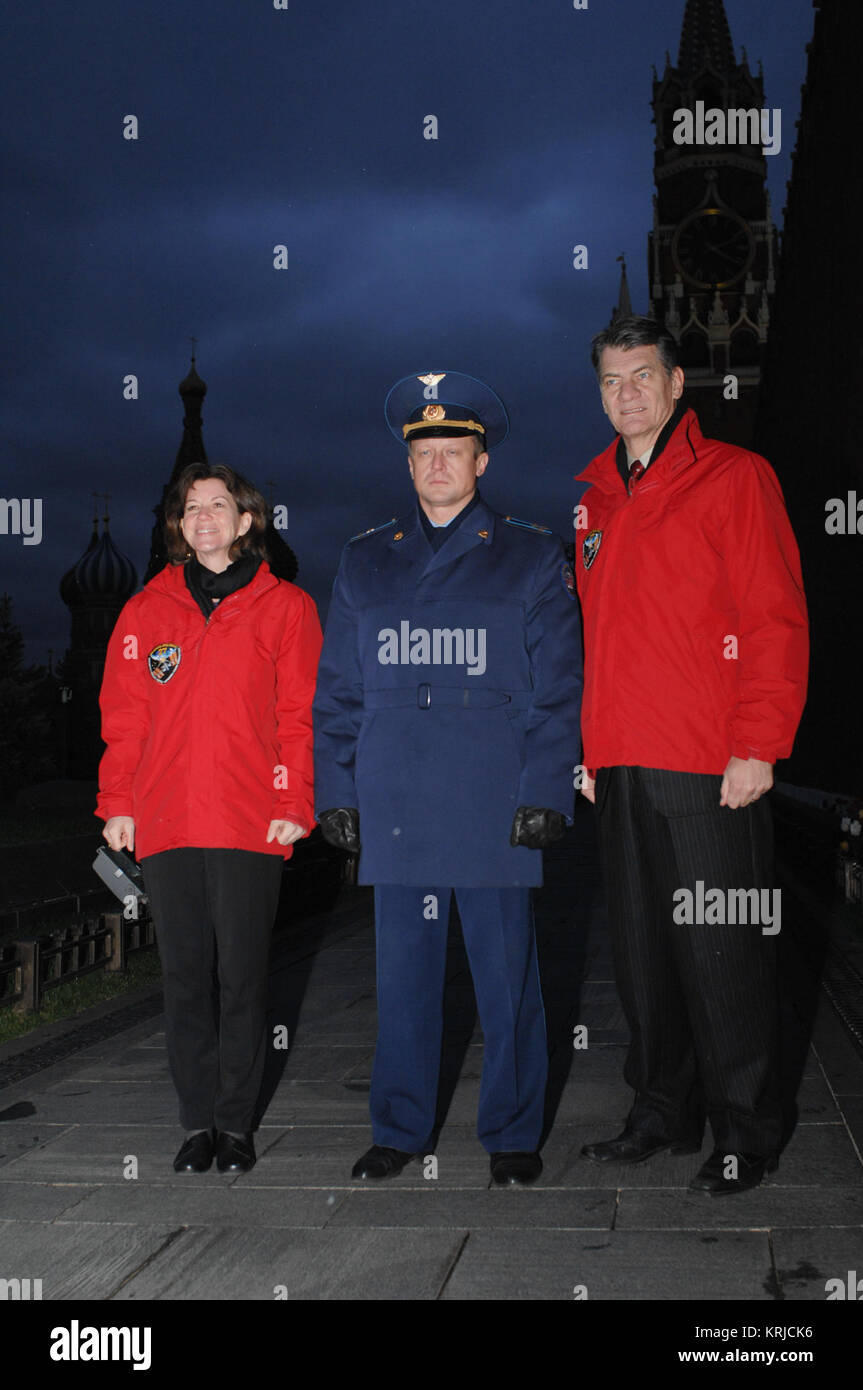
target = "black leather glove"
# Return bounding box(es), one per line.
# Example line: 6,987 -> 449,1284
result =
510,806 -> 567,849
318,808 -> 360,854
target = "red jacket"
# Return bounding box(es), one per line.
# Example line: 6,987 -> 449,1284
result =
575,409 -> 809,775
96,561 -> 323,859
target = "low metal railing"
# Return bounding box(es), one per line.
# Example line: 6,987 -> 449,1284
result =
0,909 -> 156,1014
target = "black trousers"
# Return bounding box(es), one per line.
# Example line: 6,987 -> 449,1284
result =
595,766 -> 781,1156
141,848 -> 283,1133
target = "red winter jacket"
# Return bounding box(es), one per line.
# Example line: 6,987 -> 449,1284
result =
96,560 -> 323,859
574,409 -> 809,775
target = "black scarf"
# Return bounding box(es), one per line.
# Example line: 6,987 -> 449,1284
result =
184,552 -> 262,620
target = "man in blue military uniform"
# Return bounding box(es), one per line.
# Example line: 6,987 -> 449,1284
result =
313,371 -> 582,1185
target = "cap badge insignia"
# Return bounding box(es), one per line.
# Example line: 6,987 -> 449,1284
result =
422,404 -> 445,422
417,373 -> 446,388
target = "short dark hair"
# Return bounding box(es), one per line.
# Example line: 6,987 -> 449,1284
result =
590,316 -> 679,377
164,463 -> 270,565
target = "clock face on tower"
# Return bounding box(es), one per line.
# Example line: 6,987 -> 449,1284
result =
672,207 -> 756,290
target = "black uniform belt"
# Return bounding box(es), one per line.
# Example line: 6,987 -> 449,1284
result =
365,685 -> 533,711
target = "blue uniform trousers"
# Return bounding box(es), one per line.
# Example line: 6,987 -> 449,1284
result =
370,885 -> 548,1153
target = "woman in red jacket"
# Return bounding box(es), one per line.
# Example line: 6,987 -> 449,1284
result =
97,463 -> 322,1175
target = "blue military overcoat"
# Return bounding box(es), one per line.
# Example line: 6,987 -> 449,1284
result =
313,494 -> 583,886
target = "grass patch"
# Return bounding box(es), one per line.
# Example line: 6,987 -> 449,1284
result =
0,948 -> 162,1047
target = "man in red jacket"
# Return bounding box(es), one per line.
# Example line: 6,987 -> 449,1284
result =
575,316 -> 808,1195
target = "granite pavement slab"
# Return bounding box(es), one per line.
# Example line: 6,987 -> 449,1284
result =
439,1229 -> 777,1301
111,1226 -> 468,1301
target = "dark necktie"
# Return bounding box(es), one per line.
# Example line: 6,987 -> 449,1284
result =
628,459 -> 646,494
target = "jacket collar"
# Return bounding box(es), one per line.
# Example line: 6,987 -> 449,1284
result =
147,557 -> 278,606
387,495 -> 496,578
577,406 -> 704,496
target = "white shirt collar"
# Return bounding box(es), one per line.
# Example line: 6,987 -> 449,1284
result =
626,441 -> 655,469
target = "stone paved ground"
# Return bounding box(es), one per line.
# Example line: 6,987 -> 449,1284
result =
1,805 -> 861,1309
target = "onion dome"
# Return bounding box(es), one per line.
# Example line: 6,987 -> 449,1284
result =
179,358 -> 207,400
60,512 -> 99,607
60,502 -> 137,608
74,528 -> 138,600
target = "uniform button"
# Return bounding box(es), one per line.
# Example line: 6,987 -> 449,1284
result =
393,532 -> 404,541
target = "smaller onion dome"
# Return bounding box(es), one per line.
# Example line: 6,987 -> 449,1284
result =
179,358 -> 207,399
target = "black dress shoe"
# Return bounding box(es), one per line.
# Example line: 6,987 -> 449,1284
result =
581,1127 -> 702,1165
490,1151 -> 543,1185
173,1130 -> 213,1173
215,1131 -> 256,1173
351,1144 -> 416,1180
688,1148 -> 778,1196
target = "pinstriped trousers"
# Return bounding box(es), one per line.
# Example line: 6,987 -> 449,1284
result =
595,766 -> 781,1156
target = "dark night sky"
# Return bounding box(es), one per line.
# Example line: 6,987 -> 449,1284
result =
3,0 -> 814,665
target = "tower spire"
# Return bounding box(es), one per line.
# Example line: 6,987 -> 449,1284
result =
651,0 -> 770,448
678,0 -> 735,74
174,351 -> 208,476
143,353 -> 208,583
611,254 -> 633,322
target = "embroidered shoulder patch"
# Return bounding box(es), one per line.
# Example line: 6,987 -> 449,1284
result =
348,517 -> 398,544
503,515 -> 552,534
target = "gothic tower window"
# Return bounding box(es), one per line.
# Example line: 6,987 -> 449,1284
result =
730,326 -> 760,367
681,329 -> 710,370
